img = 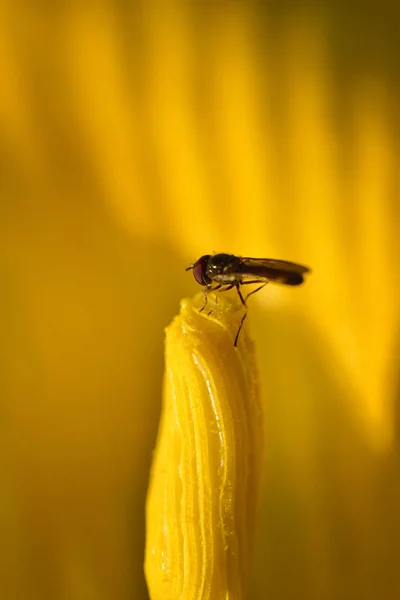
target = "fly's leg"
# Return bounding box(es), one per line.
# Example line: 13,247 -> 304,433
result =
206,284 -> 235,315
199,284 -> 221,312
234,282 -> 268,346
244,282 -> 267,301
199,285 -> 212,312
241,279 -> 268,298
234,285 -> 247,347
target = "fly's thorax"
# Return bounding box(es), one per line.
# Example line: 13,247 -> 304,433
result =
205,254 -> 242,282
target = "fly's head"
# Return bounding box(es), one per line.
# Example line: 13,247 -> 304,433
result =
186,255 -> 212,286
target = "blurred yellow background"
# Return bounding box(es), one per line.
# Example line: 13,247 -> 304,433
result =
1,1 -> 399,599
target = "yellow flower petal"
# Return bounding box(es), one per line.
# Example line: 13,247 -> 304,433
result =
145,294 -> 264,600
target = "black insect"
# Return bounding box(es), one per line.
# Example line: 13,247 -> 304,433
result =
186,253 -> 311,346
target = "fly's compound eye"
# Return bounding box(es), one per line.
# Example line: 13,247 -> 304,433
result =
192,255 -> 211,285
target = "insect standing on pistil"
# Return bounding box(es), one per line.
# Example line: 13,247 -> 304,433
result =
186,253 -> 311,346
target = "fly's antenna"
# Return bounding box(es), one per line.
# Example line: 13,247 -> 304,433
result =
185,264 -> 194,271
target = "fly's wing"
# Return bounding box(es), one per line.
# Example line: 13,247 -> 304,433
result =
240,258 -> 310,274
235,257 -> 311,286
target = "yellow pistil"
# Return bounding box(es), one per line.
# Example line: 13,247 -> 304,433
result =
145,294 -> 264,600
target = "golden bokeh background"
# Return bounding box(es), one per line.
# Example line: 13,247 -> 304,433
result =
1,1 -> 399,598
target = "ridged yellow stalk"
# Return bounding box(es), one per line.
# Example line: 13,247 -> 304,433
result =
145,293 -> 264,600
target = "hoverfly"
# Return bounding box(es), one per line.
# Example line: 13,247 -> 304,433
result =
186,253 -> 311,346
